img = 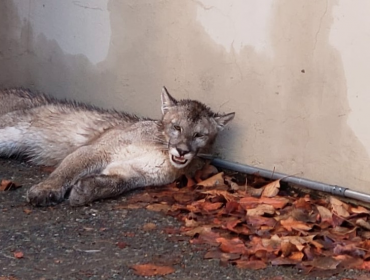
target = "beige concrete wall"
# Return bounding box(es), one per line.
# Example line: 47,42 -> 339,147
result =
1,0 -> 370,193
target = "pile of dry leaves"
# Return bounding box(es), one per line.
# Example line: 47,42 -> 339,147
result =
120,163 -> 370,275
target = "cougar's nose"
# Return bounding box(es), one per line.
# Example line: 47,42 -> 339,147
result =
176,147 -> 190,156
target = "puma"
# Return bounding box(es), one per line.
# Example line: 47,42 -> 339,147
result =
0,87 -> 234,206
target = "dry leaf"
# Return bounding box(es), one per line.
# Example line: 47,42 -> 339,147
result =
197,172 -> 224,187
124,167 -> 370,273
131,264 -> 175,276
306,256 -> 341,270
0,180 -> 21,191
204,250 -> 240,261
289,251 -> 304,261
330,196 -> 350,218
261,179 -> 281,197
356,219 -> 370,230
0,276 -> 19,280
234,259 -> 267,270
146,203 -> 170,212
23,209 -> 32,215
316,205 -> 333,224
201,189 -> 237,202
350,205 -> 370,215
117,242 -> 128,249
184,218 -> 199,228
216,237 -> 247,254
280,217 -> 313,232
143,223 -> 156,231
224,175 -> 241,191
247,204 -> 275,216
13,251 -> 24,259
240,196 -> 289,209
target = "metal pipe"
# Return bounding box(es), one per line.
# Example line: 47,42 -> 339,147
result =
201,156 -> 370,204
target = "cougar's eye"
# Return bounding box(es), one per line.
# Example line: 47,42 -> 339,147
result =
193,132 -> 202,138
173,125 -> 181,132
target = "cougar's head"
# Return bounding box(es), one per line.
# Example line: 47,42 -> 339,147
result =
161,87 -> 235,169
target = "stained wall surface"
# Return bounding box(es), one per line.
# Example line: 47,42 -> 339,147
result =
1,0 -> 370,193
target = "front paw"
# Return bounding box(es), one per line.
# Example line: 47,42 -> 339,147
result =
68,178 -> 96,206
27,182 -> 65,206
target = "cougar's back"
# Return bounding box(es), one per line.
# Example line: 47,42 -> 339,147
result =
0,89 -> 139,165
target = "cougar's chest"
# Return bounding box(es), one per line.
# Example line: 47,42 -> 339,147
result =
101,144 -> 180,185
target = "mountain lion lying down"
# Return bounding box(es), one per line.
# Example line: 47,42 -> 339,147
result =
0,87 -> 234,206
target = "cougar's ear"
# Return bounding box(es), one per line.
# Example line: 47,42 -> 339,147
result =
161,86 -> 177,114
214,112 -> 235,131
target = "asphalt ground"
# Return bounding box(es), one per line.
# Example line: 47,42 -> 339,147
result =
0,158 -> 368,280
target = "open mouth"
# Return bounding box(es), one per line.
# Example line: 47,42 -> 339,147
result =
171,155 -> 188,165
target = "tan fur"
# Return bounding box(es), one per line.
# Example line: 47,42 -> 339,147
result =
0,87 -> 234,206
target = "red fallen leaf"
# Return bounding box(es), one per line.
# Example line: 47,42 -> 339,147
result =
146,203 -> 170,212
333,243 -> 365,258
0,276 -> 19,280
184,217 -> 199,228
183,225 -> 213,236
271,257 -> 300,266
304,256 -> 341,270
201,189 -> 237,202
358,261 -> 370,270
246,204 -> 275,216
197,172 -> 224,187
316,205 -> 333,224
261,179 -> 281,198
185,175 -> 196,187
356,218 -> 370,230
262,235 -> 282,251
247,236 -> 277,255
289,251 -> 304,261
280,240 -> 294,257
0,180 -> 21,191
246,215 -> 277,227
330,196 -> 350,218
293,196 -> 312,211
216,237 -> 248,254
143,223 -> 156,231
333,255 -> 364,269
14,251 -> 24,259
173,192 -> 196,204
233,259 -> 267,270
225,200 -> 243,214
122,232 -> 135,237
163,227 -> 180,234
240,196 -> 289,209
189,230 -> 221,246
131,263 -> 175,276
204,250 -> 241,261
329,226 -> 357,240
246,186 -> 264,197
350,205 -> 370,215
280,216 -> 313,232
199,201 -> 224,212
117,242 -> 128,249
360,240 -> 370,250
23,209 -> 32,215
220,218 -> 242,231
